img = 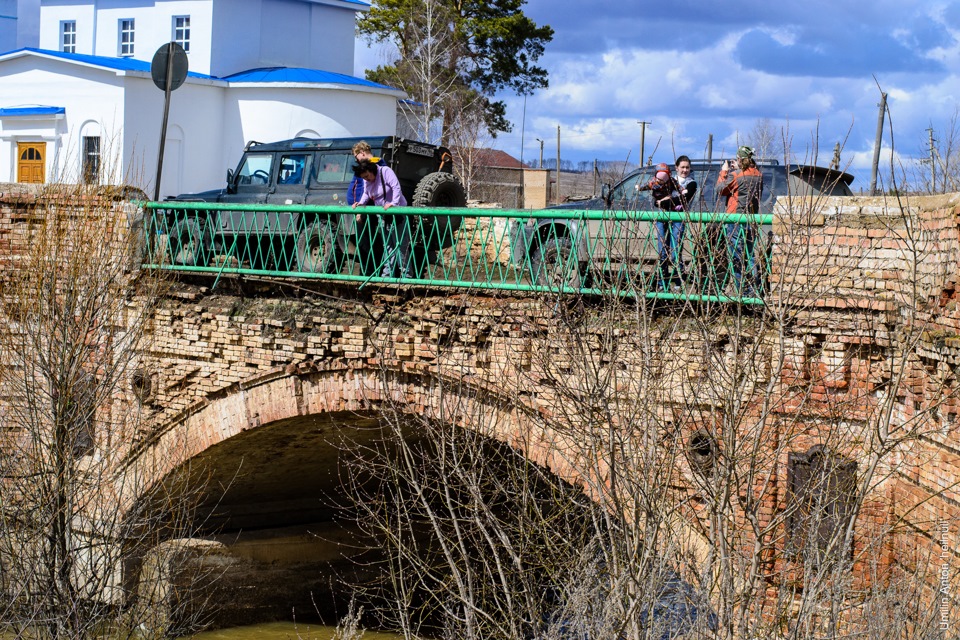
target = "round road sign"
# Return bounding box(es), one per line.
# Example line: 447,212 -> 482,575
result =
151,42 -> 188,92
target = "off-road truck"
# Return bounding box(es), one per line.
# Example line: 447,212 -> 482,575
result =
162,136 -> 467,273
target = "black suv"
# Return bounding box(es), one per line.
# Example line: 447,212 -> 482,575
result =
163,136 -> 466,272
511,159 -> 855,285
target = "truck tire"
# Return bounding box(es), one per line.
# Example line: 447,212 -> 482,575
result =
296,220 -> 336,273
530,236 -> 582,290
169,217 -> 210,266
412,172 -> 466,252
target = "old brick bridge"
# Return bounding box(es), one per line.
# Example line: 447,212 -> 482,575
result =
2,186 -> 959,630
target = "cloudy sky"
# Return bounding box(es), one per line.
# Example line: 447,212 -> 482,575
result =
356,0 -> 960,188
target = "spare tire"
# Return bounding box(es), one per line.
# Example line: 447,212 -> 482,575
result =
412,172 -> 466,252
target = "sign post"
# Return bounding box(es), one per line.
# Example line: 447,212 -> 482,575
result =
151,42 -> 188,200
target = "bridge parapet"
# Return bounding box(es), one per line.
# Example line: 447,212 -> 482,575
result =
771,193 -> 960,315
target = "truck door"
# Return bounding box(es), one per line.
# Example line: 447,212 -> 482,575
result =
267,153 -> 312,206
306,150 -> 354,238
306,151 -> 352,205
222,152 -> 273,205
216,152 -> 274,246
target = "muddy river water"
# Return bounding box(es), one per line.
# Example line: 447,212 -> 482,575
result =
188,622 -> 405,640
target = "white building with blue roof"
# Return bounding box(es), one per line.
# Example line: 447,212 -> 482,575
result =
0,0 -> 404,198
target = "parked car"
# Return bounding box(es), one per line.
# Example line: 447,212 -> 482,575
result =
161,136 -> 467,272
511,158 -> 855,287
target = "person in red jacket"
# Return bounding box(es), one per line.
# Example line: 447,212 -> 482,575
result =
716,146 -> 763,297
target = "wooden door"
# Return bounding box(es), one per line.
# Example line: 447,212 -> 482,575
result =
17,142 -> 46,183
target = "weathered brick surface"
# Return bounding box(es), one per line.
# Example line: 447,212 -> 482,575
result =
2,190 -> 960,617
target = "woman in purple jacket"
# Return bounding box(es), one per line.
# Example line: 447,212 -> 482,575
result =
352,159 -> 410,278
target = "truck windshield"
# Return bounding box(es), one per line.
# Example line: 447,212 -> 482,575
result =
236,153 -> 273,186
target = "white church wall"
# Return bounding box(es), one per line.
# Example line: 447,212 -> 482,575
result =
0,0 -> 40,52
304,3 -> 356,76
0,56 -> 234,197
259,0 -> 357,76
0,4 -> 15,53
211,0 -> 357,78
16,0 -> 39,48
40,0 -> 214,72
0,57 -> 125,182
221,86 -> 397,166
121,76 -> 227,198
209,0 -> 261,77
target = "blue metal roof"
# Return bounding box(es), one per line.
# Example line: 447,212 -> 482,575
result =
220,66 -> 394,89
8,47 -> 215,78
0,49 -> 399,91
0,106 -> 65,117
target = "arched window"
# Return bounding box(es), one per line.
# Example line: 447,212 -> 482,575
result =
80,121 -> 102,185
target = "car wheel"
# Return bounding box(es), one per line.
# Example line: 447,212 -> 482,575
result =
412,172 -> 466,254
296,220 -> 336,273
530,236 -> 582,290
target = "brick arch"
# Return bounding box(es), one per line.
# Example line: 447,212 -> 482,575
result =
118,364 -> 563,516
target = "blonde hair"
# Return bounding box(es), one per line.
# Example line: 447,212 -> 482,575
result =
352,141 -> 372,156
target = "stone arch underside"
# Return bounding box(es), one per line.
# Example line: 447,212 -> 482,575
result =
117,364 -> 581,625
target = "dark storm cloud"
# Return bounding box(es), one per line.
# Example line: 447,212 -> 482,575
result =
523,0 -> 957,65
734,27 -> 949,78
522,0 -> 759,54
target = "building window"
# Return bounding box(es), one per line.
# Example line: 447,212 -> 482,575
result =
82,136 -> 100,184
785,446 -> 857,566
172,16 -> 190,53
61,21 -> 76,53
118,18 -> 135,56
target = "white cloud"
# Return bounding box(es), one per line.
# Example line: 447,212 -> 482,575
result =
484,3 -> 960,168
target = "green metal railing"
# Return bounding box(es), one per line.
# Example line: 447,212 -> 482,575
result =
141,202 -> 774,304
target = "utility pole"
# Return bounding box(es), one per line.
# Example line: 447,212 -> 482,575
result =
869,91 -> 887,196
928,127 -> 937,193
556,125 -> 561,203
637,120 -> 651,168
519,95 -> 526,167
706,134 -> 713,164
535,138 -> 544,168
